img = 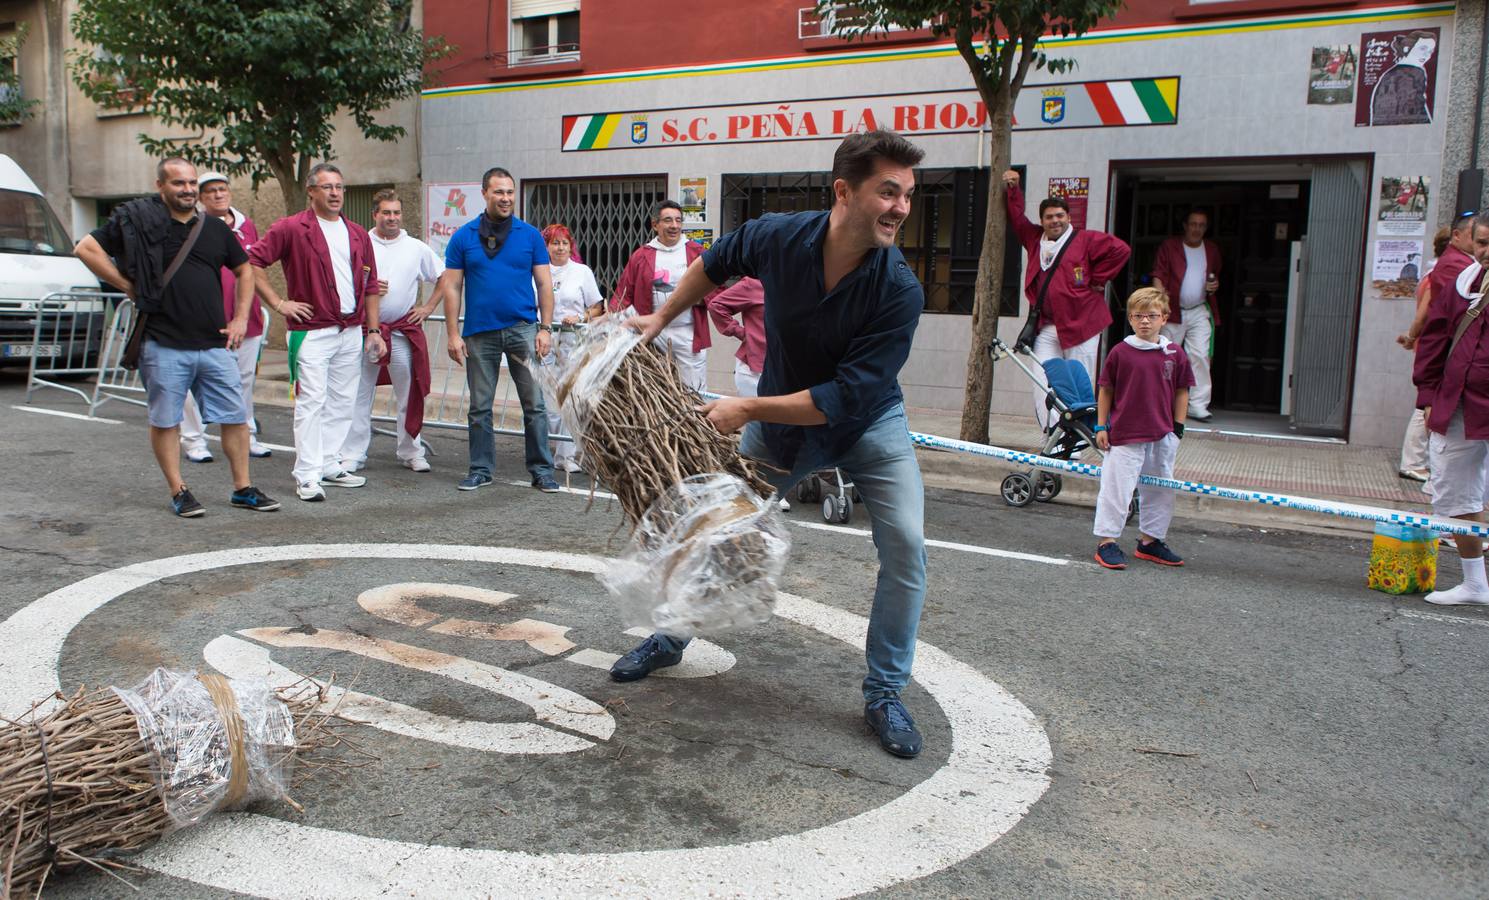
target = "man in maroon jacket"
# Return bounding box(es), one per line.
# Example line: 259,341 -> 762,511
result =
1414,215 -> 1489,605
1003,170 -> 1131,428
251,163 -> 383,502
611,200 -> 713,392
1152,209 -> 1222,422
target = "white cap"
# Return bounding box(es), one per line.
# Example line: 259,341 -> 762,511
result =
198,171 -> 228,188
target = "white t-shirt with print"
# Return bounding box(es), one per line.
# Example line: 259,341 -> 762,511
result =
650,238 -> 691,328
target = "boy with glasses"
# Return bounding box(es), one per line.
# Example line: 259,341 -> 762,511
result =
1092,288 -> 1194,570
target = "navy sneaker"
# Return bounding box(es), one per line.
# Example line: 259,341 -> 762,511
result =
609,635 -> 683,682
1134,539 -> 1184,567
230,485 -> 281,512
1094,542 -> 1127,570
533,474 -> 561,493
172,488 -> 205,518
457,473 -> 493,491
865,696 -> 923,758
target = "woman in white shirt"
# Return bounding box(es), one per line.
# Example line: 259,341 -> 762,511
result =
541,223 -> 603,472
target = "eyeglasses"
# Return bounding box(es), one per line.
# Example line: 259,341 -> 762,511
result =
312,184 -> 346,193
1130,312 -> 1164,321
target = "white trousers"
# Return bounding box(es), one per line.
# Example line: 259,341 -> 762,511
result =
1031,325 -> 1100,430
292,326 -> 363,485
181,334 -> 262,449
1428,409 -> 1489,518
1400,407 -> 1430,472
659,322 -> 708,393
1093,434 -> 1179,540
734,358 -> 761,398
342,331 -> 421,465
543,332 -> 579,464
1160,304 -> 1213,416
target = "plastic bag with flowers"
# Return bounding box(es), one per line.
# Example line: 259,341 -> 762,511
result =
1367,522 -> 1436,595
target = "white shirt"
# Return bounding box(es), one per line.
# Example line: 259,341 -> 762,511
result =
1458,262 -> 1486,307
1179,243 -> 1208,308
550,260 -> 602,323
317,216 -> 357,315
649,237 -> 691,328
371,229 -> 443,323
1038,226 -> 1073,271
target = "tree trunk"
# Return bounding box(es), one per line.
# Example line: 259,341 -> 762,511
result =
958,98 -> 1014,445
263,150 -> 306,215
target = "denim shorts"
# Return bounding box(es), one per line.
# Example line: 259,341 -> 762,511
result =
138,340 -> 248,428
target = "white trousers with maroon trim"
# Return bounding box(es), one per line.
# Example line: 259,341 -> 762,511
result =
343,331 -> 421,465
1093,433 -> 1179,540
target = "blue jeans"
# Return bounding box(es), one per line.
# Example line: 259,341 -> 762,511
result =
655,404 -> 928,702
464,324 -> 553,479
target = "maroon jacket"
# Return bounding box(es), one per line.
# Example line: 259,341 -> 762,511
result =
1005,184 -> 1131,348
221,213 -> 265,339
1151,236 -> 1222,326
707,277 -> 766,371
1412,245 -> 1483,433
611,240 -> 715,353
250,209 -> 378,331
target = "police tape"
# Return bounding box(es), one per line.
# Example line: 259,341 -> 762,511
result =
907,430 -> 1489,539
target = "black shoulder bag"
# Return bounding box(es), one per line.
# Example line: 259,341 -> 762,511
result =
120,213 -> 207,370
1014,228 -> 1080,353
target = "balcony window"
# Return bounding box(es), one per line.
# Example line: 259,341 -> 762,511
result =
511,1 -> 579,66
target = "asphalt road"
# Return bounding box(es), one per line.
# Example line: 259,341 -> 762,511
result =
3,372 -> 1487,899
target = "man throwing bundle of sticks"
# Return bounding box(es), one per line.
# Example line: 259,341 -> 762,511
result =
613,129 -> 931,759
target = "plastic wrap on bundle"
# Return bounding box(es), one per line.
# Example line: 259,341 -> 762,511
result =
112,669 -> 297,829
541,318 -> 642,462
603,473 -> 791,638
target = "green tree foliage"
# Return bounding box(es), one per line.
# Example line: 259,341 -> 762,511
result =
819,1 -> 1123,443
0,24 -> 41,124
70,0 -> 446,213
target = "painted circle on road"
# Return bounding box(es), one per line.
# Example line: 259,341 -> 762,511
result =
0,543 -> 1052,898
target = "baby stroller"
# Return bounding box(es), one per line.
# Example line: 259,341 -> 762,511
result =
988,337 -> 1101,507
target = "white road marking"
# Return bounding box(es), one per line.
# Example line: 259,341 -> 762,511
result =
507,479 -> 618,500
0,543 -> 1051,899
1399,609 -> 1489,628
11,404 -> 121,424
791,520 -> 1069,566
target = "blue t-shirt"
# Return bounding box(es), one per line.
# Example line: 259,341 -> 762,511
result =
445,216 -> 550,336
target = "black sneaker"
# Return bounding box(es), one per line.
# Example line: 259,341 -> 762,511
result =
865,695 -> 923,758
1094,542 -> 1127,570
609,635 -> 683,682
172,488 -> 205,518
1134,539 -> 1184,567
533,474 -> 561,493
230,485 -> 281,512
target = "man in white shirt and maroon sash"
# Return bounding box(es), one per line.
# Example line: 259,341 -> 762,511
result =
1414,215 -> 1489,605
1152,209 -> 1223,422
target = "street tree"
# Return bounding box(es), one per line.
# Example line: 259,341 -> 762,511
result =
70,0 -> 445,214
0,24 -> 41,123
819,1 -> 1123,443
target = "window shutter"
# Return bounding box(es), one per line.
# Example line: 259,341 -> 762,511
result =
510,0 -> 578,19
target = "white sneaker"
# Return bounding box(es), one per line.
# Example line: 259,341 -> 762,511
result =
248,441 -> 273,458
341,459 -> 365,473
296,481 -> 326,502
185,445 -> 214,463
559,457 -> 582,473
321,471 -> 367,488
1425,583 -> 1489,606
403,457 -> 432,473
778,499 -> 791,512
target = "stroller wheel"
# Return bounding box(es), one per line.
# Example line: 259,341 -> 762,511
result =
837,494 -> 853,524
1033,472 -> 1062,502
1001,473 -> 1035,508
821,495 -> 839,522
797,475 -> 819,504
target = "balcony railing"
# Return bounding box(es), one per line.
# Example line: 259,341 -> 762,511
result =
509,42 -> 580,67
798,4 -> 930,40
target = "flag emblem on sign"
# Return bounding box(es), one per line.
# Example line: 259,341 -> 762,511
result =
631,116 -> 648,144
1041,89 -> 1066,124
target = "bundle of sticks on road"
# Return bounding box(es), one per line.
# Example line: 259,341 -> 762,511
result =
0,669 -> 353,899
547,322 -> 789,637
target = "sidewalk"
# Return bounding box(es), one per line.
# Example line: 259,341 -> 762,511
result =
254,350 -> 1423,538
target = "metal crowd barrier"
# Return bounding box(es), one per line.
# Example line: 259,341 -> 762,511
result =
15,290 -> 128,406
89,297 -> 148,414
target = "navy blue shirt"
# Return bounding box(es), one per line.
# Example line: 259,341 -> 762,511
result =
702,210 -> 924,467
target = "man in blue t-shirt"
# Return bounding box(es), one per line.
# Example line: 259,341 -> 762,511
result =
434,167 -> 559,492
609,130 -> 932,760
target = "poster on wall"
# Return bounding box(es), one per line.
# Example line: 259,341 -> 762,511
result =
1377,175 -> 1430,236
1047,177 -> 1089,228
679,177 -> 708,224
1371,239 -> 1425,298
424,182 -> 482,259
684,228 -> 713,249
1355,27 -> 1439,127
1307,45 -> 1357,105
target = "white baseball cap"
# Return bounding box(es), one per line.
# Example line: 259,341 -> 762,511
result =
198,171 -> 228,187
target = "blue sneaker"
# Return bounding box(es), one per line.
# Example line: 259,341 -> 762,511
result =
533,474 -> 561,493
171,488 -> 205,518
1134,539 -> 1184,567
1094,542 -> 1127,570
458,473 -> 493,491
609,635 -> 683,682
230,485 -> 281,512
865,696 -> 923,758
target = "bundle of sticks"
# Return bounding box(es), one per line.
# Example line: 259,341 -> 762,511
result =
553,323 -> 773,523
1,671 -> 351,899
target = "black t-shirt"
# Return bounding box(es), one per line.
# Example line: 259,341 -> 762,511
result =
92,211 -> 248,350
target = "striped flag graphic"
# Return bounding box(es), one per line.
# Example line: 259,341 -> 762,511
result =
561,114 -> 622,151
1084,78 -> 1178,125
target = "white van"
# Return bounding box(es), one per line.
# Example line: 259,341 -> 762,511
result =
0,154 -> 106,369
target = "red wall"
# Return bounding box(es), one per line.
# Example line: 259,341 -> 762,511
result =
424,0 -> 1444,89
